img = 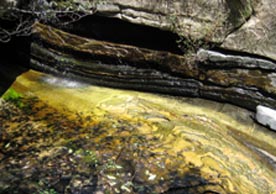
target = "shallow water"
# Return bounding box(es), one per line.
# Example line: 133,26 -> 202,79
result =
0,70 -> 276,194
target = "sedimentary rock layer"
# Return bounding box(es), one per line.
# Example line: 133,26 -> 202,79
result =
96,0 -> 276,61
31,23 -> 276,110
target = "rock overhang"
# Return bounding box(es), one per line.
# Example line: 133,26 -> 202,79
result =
30,22 -> 276,112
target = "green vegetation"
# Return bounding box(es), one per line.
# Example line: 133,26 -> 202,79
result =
167,12 -> 224,59
75,149 -> 99,167
39,188 -> 58,194
2,88 -> 24,108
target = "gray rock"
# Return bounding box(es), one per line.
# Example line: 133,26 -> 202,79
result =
222,0 -> 276,61
96,0 -> 252,42
197,49 -> 276,70
96,0 -> 276,61
256,105 -> 276,131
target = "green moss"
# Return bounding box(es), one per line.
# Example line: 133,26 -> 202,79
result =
39,188 -> 58,194
3,88 -> 25,108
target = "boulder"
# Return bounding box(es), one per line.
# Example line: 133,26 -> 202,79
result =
256,105 -> 276,131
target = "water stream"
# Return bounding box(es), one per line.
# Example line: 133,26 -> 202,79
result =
0,70 -> 275,193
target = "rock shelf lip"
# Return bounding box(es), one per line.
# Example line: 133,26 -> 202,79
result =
197,49 -> 276,71
31,22 -> 276,111
256,105 -> 276,131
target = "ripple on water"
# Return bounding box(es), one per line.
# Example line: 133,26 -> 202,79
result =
1,70 -> 276,194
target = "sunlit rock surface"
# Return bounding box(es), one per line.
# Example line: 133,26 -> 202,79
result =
222,0 -> 276,61
0,70 -> 276,194
96,0 -> 276,61
256,105 -> 276,131
31,23 -> 276,110
96,0 -> 252,42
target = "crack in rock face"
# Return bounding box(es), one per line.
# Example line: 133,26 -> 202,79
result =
222,0 -> 276,61
97,0 -> 252,42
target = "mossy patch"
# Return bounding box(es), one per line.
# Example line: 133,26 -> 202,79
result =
2,88 -> 24,108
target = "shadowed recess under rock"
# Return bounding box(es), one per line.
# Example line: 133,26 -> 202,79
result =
31,22 -> 276,111
60,15 -> 183,54
0,37 -> 30,95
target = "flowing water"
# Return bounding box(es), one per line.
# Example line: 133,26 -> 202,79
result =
0,70 -> 276,194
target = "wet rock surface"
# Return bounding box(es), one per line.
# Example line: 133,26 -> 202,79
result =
31,23 -> 276,110
0,70 -> 276,194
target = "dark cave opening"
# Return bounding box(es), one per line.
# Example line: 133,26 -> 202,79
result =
0,36 -> 30,95
60,15 -> 184,55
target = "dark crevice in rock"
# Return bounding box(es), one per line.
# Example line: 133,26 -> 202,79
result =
31,22 -> 276,111
58,15 -> 184,55
0,37 -> 30,95
223,0 -> 253,42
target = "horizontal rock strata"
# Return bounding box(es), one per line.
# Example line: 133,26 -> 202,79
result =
31,23 -> 276,110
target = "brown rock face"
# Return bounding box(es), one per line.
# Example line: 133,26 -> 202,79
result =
95,0 -> 276,61
31,23 -> 276,110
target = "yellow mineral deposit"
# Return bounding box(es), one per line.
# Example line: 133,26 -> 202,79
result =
3,70 -> 276,193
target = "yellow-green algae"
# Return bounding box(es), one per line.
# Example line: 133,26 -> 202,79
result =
1,70 -> 276,193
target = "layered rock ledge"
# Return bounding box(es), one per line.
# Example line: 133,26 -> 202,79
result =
96,0 -> 276,61
31,23 -> 276,111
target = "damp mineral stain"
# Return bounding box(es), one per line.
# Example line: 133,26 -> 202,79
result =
0,70 -> 276,194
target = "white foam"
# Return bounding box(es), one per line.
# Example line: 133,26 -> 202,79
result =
42,76 -> 87,88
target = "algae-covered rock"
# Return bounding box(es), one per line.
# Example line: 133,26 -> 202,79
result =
0,70 -> 276,193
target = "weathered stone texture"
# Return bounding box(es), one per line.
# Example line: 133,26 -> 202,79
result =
31,23 -> 276,110
96,0 -> 252,42
96,0 -> 276,61
256,105 -> 276,130
222,0 -> 276,61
